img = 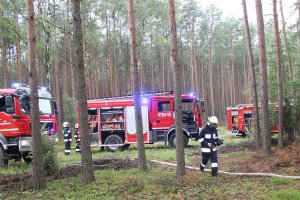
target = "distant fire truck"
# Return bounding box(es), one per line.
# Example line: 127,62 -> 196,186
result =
81,92 -> 205,151
0,83 -> 57,166
226,104 -> 279,136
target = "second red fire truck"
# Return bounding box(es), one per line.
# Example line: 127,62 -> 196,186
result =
83,92 -> 205,151
226,104 -> 279,136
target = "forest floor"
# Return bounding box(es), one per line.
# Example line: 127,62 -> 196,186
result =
189,138 -> 300,175
0,138 -> 300,199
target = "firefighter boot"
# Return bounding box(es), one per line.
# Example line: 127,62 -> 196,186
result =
200,161 -> 206,171
211,172 -> 218,176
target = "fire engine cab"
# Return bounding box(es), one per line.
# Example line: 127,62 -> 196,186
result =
83,92 -> 205,151
0,83 -> 57,166
226,103 -> 279,136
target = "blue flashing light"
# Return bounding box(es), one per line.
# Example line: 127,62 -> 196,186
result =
189,93 -> 194,97
141,98 -> 148,104
12,83 -> 20,89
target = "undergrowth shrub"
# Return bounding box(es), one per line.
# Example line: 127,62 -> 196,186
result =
42,135 -> 59,176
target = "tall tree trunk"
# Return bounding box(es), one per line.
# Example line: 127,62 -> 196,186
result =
279,0 -> 293,82
298,0 -> 300,53
53,11 -> 63,139
279,0 -> 295,141
255,0 -> 271,154
168,0 -> 185,177
14,7 -> 22,83
27,0 -> 46,189
62,33 -> 67,95
208,38 -> 214,115
68,32 -> 76,99
71,0 -> 95,184
242,0 -> 261,148
273,0 -> 284,147
230,39 -> 236,105
1,41 -> 8,88
128,0 -> 147,171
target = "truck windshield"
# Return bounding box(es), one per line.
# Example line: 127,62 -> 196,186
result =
20,97 -> 53,115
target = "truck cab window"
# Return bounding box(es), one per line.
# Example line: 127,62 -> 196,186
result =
158,102 -> 170,112
0,96 -> 6,112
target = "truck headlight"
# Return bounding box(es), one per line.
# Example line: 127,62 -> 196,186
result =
20,140 -> 31,146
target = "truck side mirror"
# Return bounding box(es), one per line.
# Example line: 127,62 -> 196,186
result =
5,96 -> 15,113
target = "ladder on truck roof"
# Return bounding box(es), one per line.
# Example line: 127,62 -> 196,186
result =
88,91 -> 173,101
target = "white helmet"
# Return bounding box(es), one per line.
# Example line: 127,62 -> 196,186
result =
209,116 -> 218,124
75,123 -> 78,128
63,122 -> 69,127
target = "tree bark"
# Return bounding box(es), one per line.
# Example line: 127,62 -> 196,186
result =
14,5 -> 22,83
128,0 -> 148,171
255,0 -> 271,154
168,0 -> 185,177
27,0 -> 46,190
1,40 -> 8,88
273,0 -> 284,147
71,0 -> 95,184
242,0 -> 261,148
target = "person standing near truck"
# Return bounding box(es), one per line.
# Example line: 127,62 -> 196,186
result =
198,116 -> 223,176
63,122 -> 72,155
74,123 -> 81,153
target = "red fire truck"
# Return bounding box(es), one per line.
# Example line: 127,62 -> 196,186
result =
0,83 -> 57,166
226,104 -> 279,136
82,92 -> 205,151
226,104 -> 253,136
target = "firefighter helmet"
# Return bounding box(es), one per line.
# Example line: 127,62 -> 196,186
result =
75,123 -> 78,128
208,116 -> 218,124
63,122 -> 69,127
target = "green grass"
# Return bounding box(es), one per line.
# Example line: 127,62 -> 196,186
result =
2,168 -> 299,200
270,177 -> 295,186
267,189 -> 300,200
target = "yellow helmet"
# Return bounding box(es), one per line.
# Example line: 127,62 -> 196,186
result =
75,123 -> 79,128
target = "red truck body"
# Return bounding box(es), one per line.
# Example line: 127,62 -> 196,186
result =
0,83 -> 57,166
226,104 -> 279,136
81,92 -> 205,151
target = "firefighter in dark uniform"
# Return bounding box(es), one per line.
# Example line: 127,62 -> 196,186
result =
63,122 -> 72,155
198,116 -> 223,176
74,123 -> 81,153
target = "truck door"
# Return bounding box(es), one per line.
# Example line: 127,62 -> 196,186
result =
151,100 -> 174,130
125,106 -> 149,143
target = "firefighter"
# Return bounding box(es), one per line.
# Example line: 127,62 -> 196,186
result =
63,122 -> 72,155
74,123 -> 81,153
198,116 -> 223,176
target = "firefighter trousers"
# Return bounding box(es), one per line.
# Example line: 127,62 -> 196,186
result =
200,150 -> 218,175
75,141 -> 81,153
64,141 -> 71,155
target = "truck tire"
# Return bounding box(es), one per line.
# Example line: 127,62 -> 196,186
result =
169,133 -> 189,148
23,153 -> 33,164
0,146 -> 8,167
104,135 -> 124,152
123,144 -> 131,150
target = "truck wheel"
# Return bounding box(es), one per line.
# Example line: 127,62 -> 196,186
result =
104,135 -> 124,152
0,146 -> 8,167
169,133 -> 189,148
23,153 -> 33,164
